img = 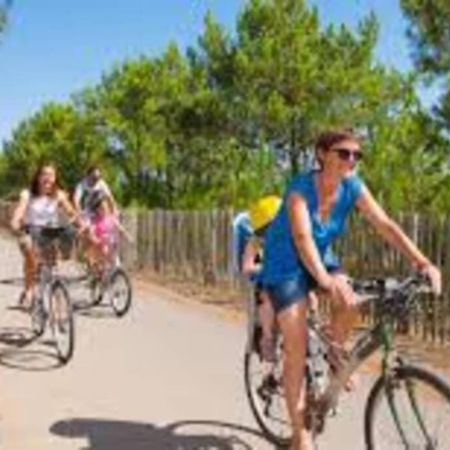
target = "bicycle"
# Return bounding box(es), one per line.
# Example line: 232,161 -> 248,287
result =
244,274 -> 450,449
74,224 -> 132,317
26,225 -> 76,364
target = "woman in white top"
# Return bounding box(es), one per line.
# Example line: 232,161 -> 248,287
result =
10,164 -> 78,309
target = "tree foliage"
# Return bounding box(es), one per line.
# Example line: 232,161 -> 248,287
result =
401,0 -> 450,130
401,0 -> 450,75
2,0 -> 450,212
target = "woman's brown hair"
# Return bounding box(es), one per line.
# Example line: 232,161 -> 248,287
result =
315,128 -> 361,152
30,163 -> 61,197
315,128 -> 361,167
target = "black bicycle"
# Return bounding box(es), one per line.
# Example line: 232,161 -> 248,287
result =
244,274 -> 450,449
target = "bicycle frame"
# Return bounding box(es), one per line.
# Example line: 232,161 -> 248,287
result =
314,319 -> 384,414
313,290 -> 436,446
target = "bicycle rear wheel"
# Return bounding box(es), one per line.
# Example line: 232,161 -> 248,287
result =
244,328 -> 291,447
49,280 -> 75,364
107,268 -> 132,317
364,365 -> 450,450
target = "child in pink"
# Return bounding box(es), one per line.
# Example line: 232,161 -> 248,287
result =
88,193 -> 131,273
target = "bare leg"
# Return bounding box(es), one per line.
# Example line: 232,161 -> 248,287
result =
278,299 -> 312,450
329,273 -> 358,346
21,244 -> 37,308
258,290 -> 276,360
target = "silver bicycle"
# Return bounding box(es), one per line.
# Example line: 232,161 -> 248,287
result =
27,225 -> 75,364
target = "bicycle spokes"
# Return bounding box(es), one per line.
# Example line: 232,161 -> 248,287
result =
244,335 -> 291,447
367,368 -> 450,449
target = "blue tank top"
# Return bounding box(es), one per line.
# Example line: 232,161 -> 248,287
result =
261,170 -> 364,284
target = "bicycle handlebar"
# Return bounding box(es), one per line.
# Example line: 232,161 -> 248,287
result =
351,273 -> 433,320
352,273 -> 432,296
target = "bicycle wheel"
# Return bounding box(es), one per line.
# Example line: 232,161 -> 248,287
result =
244,328 -> 291,447
31,296 -> 46,337
49,280 -> 75,364
106,268 -> 132,317
364,365 -> 450,450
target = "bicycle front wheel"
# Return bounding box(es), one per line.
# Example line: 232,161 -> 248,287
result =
49,280 -> 75,364
244,329 -> 291,448
107,268 -> 132,317
364,365 -> 450,450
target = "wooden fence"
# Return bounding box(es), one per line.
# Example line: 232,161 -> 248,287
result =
124,209 -> 450,345
121,209 -> 236,285
1,200 -> 450,344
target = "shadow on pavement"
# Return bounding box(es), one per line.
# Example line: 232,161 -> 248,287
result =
74,302 -> 116,319
0,341 -> 62,371
50,418 -> 269,449
0,318 -> 64,371
0,325 -> 36,347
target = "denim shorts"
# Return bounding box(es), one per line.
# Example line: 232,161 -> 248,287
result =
264,275 -> 311,313
265,265 -> 342,314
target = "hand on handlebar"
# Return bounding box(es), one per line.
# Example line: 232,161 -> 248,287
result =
320,273 -> 357,308
420,264 -> 441,296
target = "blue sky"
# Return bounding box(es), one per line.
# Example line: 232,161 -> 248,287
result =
0,0 -> 437,143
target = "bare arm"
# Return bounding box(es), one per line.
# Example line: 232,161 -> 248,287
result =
288,192 -> 333,288
58,191 -> 81,225
115,219 -> 133,242
356,186 -> 429,269
10,190 -> 29,232
241,239 -> 261,276
100,180 -> 118,214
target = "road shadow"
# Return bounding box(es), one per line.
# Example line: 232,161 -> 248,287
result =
0,327 -> 62,371
50,418 -> 270,449
73,300 -> 116,319
0,345 -> 62,371
0,325 -> 36,347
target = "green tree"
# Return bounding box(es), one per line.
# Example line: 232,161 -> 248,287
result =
192,0 -> 410,175
1,103 -> 108,195
363,103 -> 450,213
401,0 -> 450,129
3,0 -> 449,213
81,47 -> 192,207
401,0 -> 450,74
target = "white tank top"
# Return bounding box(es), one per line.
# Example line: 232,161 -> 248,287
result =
24,192 -> 60,227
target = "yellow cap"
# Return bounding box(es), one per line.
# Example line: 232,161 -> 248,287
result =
249,195 -> 282,232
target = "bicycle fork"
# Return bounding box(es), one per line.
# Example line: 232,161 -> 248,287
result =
384,357 -> 435,450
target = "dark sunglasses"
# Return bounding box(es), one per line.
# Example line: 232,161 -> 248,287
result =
331,147 -> 363,162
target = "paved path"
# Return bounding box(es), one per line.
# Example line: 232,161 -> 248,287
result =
0,237 -> 407,449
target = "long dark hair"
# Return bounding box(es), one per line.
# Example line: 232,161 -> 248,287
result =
30,163 -> 61,197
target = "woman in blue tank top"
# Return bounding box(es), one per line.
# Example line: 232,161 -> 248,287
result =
262,129 -> 441,450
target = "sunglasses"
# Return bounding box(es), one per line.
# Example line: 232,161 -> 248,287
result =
331,147 -> 363,162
